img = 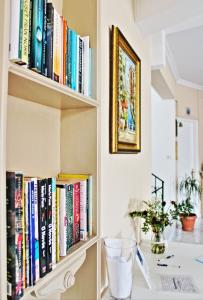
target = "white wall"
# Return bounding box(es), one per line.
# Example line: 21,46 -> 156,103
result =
100,0 -> 151,239
151,87 -> 176,203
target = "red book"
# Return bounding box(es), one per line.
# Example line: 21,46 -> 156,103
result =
73,182 -> 80,244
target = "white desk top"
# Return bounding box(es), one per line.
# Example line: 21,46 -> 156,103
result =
103,241 -> 203,299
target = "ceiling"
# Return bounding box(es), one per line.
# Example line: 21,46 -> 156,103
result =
135,0 -> 203,91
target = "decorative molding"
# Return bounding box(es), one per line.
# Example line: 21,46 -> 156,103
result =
177,79 -> 203,92
165,14 -> 203,35
32,250 -> 86,299
165,40 -> 180,81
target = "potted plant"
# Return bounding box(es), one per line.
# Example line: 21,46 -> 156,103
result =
171,172 -> 201,231
129,200 -> 174,254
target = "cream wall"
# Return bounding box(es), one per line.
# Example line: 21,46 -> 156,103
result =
100,0 -> 151,239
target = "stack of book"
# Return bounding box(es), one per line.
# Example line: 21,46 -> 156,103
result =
6,171 -> 92,300
9,0 -> 92,97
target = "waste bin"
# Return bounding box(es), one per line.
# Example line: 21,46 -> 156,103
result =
104,238 -> 136,299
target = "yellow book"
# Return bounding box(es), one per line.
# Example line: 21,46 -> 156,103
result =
58,173 -> 90,180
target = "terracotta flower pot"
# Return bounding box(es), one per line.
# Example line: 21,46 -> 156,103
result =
180,214 -> 197,231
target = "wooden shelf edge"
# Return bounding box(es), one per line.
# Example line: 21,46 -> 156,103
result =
21,235 -> 99,300
8,62 -> 98,109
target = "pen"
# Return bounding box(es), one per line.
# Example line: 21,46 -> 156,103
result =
157,263 -> 181,268
158,254 -> 174,261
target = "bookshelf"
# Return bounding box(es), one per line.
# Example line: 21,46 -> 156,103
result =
0,0 -> 100,300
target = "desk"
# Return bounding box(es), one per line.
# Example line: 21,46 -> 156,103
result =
103,241 -> 203,299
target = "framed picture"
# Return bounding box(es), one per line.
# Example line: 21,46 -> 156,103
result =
135,246 -> 152,289
110,26 -> 141,153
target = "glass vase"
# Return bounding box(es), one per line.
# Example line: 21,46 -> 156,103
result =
151,231 -> 166,254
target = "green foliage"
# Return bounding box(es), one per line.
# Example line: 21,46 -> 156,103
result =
170,199 -> 194,218
129,200 -> 173,234
179,174 -> 201,203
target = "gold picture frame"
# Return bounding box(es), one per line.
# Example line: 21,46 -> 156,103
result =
110,26 -> 141,153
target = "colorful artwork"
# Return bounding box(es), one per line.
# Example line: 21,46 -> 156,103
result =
110,26 -> 141,153
118,47 -> 136,144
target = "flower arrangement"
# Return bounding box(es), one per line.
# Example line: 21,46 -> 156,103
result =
129,199 -> 174,254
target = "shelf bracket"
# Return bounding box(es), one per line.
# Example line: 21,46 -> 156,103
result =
31,250 -> 86,299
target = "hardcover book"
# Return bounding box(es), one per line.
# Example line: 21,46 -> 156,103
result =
51,178 -> 57,269
22,0 -> 30,65
46,178 -> 53,272
73,182 -> 80,244
7,172 -> 24,300
38,178 -> 47,278
46,1 -> 54,78
66,184 -> 73,249
58,185 -> 67,256
31,0 -> 44,73
53,8 -> 61,82
42,0 -> 48,76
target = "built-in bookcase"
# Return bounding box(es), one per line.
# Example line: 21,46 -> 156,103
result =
0,0 -> 100,299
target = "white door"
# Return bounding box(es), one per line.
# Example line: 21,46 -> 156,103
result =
177,118 -> 200,214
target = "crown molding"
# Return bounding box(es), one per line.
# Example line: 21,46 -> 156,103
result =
177,79 -> 203,92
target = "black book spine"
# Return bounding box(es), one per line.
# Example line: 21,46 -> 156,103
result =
7,172 -> 24,300
46,178 -> 52,272
78,37 -> 83,93
46,2 -> 54,78
38,179 -> 47,278
42,0 -> 47,76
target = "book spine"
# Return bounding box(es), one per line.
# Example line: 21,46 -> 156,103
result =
22,181 -> 26,289
59,16 -> 64,84
59,186 -> 67,256
30,179 -> 36,285
71,30 -> 77,90
31,0 -> 43,73
87,176 -> 93,236
42,0 -> 47,76
53,8 -> 61,82
56,186 -> 60,262
67,184 -> 73,249
67,28 -> 72,87
9,0 -> 20,61
46,2 -> 54,78
24,181 -> 30,287
19,0 -> 24,59
38,179 -> 47,278
75,34 -> 80,92
78,37 -> 83,94
28,181 -> 33,286
89,48 -> 92,97
22,0 -> 30,65
82,36 -> 90,96
63,19 -> 67,85
46,178 -> 52,272
79,180 -> 88,241
7,172 -> 24,300
51,178 -> 56,269
73,182 -> 80,244
33,178 -> 39,282
27,0 -> 33,68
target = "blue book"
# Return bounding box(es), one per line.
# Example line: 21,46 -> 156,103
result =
71,30 -> 78,90
31,0 -> 44,73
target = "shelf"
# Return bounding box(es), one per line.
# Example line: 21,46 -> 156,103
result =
21,235 -> 99,300
8,62 -> 98,110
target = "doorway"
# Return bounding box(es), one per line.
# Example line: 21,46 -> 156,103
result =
176,118 -> 200,216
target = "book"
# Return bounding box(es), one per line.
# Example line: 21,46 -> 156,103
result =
46,178 -> 52,272
30,179 -> 36,285
66,184 -> 73,249
42,0 -> 48,76
78,37 -> 84,93
22,0 -> 31,65
7,172 -> 24,300
79,180 -> 88,240
58,185 -> 67,256
27,0 -> 33,68
53,8 -> 61,82
46,1 -> 54,78
73,182 -> 80,244
38,179 -> 47,278
18,0 -> 24,60
51,178 -> 57,269
82,36 -> 90,96
71,30 -> 78,90
31,0 -> 44,73
24,181 -> 30,287
58,173 -> 90,180
9,0 -> 25,64
56,186 -> 60,262
67,28 -> 72,87
28,181 -> 33,286
62,18 -> 68,85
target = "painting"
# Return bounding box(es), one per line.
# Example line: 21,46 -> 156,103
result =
110,26 -> 141,153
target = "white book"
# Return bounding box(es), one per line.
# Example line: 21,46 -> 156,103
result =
88,176 -> 93,236
82,36 -> 90,96
9,0 -> 20,61
52,178 -> 57,269
59,187 -> 67,256
79,180 -> 88,240
53,8 -> 62,82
